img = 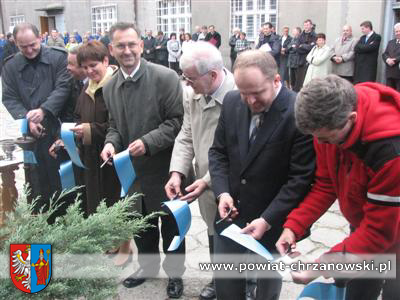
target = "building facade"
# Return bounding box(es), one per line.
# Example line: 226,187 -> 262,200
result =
1,0 -> 399,81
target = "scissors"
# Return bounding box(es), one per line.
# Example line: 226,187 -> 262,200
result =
216,206 -> 233,224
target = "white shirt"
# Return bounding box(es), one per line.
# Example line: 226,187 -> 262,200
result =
121,61 -> 141,79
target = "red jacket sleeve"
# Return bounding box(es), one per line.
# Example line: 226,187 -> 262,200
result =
284,140 -> 337,239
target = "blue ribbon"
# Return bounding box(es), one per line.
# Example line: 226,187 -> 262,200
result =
18,118 -> 28,135
163,200 -> 192,251
113,149 -> 136,197
60,123 -> 85,168
220,224 -> 274,261
297,282 -> 346,300
59,160 -> 76,190
23,150 -> 37,164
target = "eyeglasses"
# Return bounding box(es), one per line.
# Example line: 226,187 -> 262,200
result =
182,70 -> 211,84
114,42 -> 140,50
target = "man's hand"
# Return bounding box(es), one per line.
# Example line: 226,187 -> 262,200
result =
386,58 -> 396,66
241,218 -> 271,240
218,193 -> 238,220
128,139 -> 146,157
276,228 -> 297,256
165,172 -> 183,199
70,124 -> 84,139
101,143 -> 115,165
334,56 -> 343,64
291,262 -> 321,284
180,179 -> 208,202
49,139 -> 64,158
26,108 -> 45,124
29,121 -> 45,138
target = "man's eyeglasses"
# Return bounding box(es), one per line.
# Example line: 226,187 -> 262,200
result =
182,70 -> 210,84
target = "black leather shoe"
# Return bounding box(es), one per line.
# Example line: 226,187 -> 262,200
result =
122,269 -> 147,288
167,277 -> 183,298
199,280 -> 216,299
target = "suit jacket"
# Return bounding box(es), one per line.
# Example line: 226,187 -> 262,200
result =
143,36 -> 156,61
209,86 -> 315,245
257,33 -> 281,65
169,70 -> 236,235
354,32 -> 381,83
154,36 -> 168,62
382,38 -> 400,79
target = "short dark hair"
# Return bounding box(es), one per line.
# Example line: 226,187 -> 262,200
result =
262,22 -> 273,29
360,21 -> 373,30
13,23 -> 40,40
109,22 -> 141,41
77,41 -> 108,66
304,19 -> 313,25
316,33 -> 326,40
170,33 -> 176,39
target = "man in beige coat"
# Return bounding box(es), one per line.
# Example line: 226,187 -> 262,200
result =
331,25 -> 358,83
165,41 -> 236,300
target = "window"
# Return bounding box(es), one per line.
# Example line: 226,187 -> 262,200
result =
230,0 -> 277,41
157,0 -> 191,37
91,4 -> 117,34
10,15 -> 25,28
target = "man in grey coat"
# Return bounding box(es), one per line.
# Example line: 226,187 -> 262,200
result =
331,25 -> 358,83
100,22 -> 184,298
2,23 -> 71,219
165,41 -> 236,300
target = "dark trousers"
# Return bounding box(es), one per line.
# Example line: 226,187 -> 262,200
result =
293,64 -> 308,92
213,233 -> 282,300
339,75 -> 354,84
345,258 -> 400,300
169,61 -> 180,75
133,196 -> 186,278
386,77 -> 400,91
289,67 -> 297,90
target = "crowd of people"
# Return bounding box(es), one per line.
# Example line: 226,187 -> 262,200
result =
1,19 -> 399,300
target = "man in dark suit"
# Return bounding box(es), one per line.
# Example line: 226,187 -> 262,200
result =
354,20 -> 381,84
208,50 -> 315,300
256,22 -> 281,66
143,30 -> 156,63
279,26 -> 292,86
382,22 -> 400,91
154,31 -> 168,67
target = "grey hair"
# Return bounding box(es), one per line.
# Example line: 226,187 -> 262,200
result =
233,50 -> 277,80
394,23 -> 400,31
179,41 -> 223,74
295,74 -> 357,134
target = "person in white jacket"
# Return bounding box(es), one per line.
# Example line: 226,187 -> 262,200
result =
303,33 -> 331,85
167,33 -> 181,74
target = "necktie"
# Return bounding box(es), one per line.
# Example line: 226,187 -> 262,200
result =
249,113 -> 263,147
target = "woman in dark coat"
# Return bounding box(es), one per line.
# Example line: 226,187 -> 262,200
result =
71,40 -> 120,215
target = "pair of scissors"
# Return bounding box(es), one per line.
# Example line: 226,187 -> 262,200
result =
216,206 -> 233,224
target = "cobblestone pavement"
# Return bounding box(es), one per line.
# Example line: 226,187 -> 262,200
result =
0,82 -> 349,299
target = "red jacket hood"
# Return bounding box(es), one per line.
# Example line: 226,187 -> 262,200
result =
342,82 -> 400,149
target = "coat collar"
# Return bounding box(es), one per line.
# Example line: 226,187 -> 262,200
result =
193,68 -> 236,106
238,86 -> 290,173
115,58 -> 148,88
17,46 -> 50,71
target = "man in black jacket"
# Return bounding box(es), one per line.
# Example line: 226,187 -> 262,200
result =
205,25 -> 221,49
354,20 -> 381,84
208,50 -> 315,300
256,22 -> 281,66
154,31 -> 168,67
382,23 -> 400,90
143,30 -> 156,63
293,19 -> 316,92
2,23 -> 71,216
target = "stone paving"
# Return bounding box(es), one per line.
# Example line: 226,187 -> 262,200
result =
0,82 -> 350,299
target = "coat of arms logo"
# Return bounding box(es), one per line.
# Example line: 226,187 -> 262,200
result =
10,244 -> 52,293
